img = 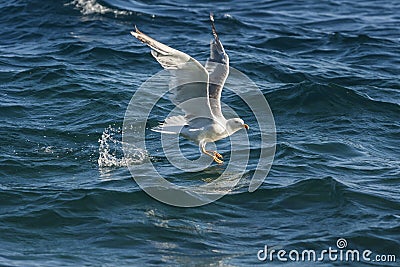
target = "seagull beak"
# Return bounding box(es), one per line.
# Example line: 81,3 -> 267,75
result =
243,124 -> 249,130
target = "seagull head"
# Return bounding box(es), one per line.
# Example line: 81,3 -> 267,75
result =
226,118 -> 249,135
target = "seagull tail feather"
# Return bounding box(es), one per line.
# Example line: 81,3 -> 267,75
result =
151,115 -> 187,134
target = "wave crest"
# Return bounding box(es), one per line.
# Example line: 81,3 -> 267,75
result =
67,0 -> 132,16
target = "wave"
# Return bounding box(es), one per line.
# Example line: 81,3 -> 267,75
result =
1,176 -> 398,219
266,82 -> 400,116
221,176 -> 400,212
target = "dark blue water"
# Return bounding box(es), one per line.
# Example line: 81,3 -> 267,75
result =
1,0 -> 399,266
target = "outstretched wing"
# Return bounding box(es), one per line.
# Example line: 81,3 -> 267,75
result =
205,13 -> 229,119
131,27 -> 215,121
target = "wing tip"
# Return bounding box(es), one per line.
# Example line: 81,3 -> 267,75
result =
209,13 -> 218,40
130,25 -> 143,38
130,31 -> 137,38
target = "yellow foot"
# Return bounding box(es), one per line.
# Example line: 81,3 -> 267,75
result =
214,151 -> 223,159
213,156 -> 223,165
207,150 -> 223,159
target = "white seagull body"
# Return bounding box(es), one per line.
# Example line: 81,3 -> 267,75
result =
131,14 -> 249,164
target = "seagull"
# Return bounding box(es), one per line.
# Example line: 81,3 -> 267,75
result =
131,13 -> 249,165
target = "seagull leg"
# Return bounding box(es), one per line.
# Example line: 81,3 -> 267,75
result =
206,150 -> 223,160
200,142 -> 223,165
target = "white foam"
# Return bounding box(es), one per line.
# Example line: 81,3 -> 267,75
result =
67,0 -> 132,16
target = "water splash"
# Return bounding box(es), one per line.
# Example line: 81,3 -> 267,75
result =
98,126 -> 147,168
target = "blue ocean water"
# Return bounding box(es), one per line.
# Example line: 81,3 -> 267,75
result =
1,0 -> 399,266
